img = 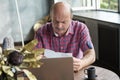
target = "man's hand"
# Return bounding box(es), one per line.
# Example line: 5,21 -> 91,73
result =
73,49 -> 96,72
73,57 -> 83,72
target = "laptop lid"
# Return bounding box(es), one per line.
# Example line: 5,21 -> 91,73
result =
29,57 -> 74,80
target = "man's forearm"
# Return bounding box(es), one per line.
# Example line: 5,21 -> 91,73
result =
81,49 -> 96,68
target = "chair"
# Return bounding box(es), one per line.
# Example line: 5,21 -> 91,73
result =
33,15 -> 51,32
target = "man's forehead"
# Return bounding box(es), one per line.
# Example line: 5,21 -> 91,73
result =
53,15 -> 70,21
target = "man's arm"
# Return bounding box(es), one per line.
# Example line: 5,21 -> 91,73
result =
73,48 -> 96,71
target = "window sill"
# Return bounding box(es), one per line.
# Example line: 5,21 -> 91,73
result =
73,10 -> 120,25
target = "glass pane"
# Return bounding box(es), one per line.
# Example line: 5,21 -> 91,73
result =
71,0 -> 83,7
100,0 -> 118,11
71,0 -> 93,7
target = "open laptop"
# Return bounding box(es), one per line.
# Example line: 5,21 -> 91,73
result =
29,57 -> 74,80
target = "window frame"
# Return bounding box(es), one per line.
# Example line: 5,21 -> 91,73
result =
53,0 -> 120,13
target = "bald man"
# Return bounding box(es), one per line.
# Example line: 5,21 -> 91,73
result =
34,2 -> 96,72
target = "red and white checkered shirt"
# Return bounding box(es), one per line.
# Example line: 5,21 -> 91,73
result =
34,20 -> 94,59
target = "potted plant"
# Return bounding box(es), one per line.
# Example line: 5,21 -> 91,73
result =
0,39 -> 44,80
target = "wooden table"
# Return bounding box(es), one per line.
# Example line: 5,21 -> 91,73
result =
74,66 -> 120,80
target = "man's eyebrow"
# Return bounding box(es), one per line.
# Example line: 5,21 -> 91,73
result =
55,20 -> 67,23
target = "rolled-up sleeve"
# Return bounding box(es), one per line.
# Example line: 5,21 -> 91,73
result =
79,23 -> 94,52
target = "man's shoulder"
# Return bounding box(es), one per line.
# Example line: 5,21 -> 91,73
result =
71,20 -> 87,29
42,22 -> 52,29
72,20 -> 86,26
36,22 -> 53,36
37,22 -> 52,31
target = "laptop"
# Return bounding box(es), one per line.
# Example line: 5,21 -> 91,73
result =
29,57 -> 74,80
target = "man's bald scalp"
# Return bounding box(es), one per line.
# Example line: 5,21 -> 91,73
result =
50,2 -> 73,18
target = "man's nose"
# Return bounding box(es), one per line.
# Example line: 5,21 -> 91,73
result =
58,23 -> 63,28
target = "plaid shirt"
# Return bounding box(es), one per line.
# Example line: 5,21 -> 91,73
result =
34,20 -> 93,58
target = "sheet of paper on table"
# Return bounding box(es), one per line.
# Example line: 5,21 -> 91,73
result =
44,49 -> 72,58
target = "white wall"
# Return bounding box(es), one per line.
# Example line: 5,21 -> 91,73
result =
0,0 -> 50,43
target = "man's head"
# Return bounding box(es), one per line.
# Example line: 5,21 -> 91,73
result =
50,2 -> 73,36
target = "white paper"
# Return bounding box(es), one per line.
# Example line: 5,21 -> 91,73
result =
44,49 -> 72,58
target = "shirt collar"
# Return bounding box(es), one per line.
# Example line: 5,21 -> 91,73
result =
54,32 -> 59,37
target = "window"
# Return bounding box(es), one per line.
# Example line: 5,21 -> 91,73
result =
99,0 -> 118,11
54,0 -> 96,10
71,0 -> 96,10
54,0 -> 119,12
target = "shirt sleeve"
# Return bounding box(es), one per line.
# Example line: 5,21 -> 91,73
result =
79,23 -> 94,52
34,28 -> 43,49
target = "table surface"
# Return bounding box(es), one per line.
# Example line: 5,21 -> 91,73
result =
74,66 -> 120,80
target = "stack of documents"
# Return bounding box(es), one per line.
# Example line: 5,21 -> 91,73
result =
44,49 -> 72,58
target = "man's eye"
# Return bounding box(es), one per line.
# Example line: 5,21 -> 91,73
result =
54,21 -> 66,24
62,21 -> 66,24
53,21 -> 58,23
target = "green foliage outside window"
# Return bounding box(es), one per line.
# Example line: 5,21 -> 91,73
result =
100,0 -> 118,11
